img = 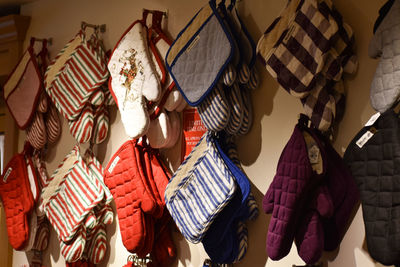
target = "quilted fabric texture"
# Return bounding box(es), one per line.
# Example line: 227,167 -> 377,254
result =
369,0 -> 400,113
104,140 -> 157,252
344,109 -> 400,265
165,132 -> 236,243
0,152 -> 34,249
263,122 -> 327,260
166,1 -> 233,106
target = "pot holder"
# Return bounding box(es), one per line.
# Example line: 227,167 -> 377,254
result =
104,140 -> 157,252
45,101 -> 62,144
91,104 -> 109,145
165,132 -> 237,243
197,84 -> 230,132
68,103 -> 94,144
26,112 -> 47,150
225,83 -> 244,135
45,28 -> 109,121
257,0 -> 339,98
165,0 -> 234,106
3,38 -> 44,129
0,149 -> 35,249
44,145 -> 104,243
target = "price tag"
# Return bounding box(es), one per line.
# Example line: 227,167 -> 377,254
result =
365,112 -> 380,127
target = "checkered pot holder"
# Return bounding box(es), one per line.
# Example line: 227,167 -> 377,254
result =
165,132 -> 237,243
44,29 -> 109,121
257,0 -> 339,98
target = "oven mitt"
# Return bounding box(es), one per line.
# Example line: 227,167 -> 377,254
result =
164,88 -> 184,111
225,83 -> 244,135
44,145 -> 104,243
262,120 -> 327,260
223,64 -> 237,86
66,259 -> 96,267
45,101 -> 62,144
176,97 -> 188,112
164,110 -> 182,148
136,143 -> 164,219
237,85 -> 253,135
136,214 -> 155,257
68,103 -> 94,144
91,104 -> 109,144
294,185 -> 334,264
0,150 -> 34,249
104,140 -> 157,252
147,109 -> 171,149
103,86 -> 115,106
38,92 -> 48,113
197,84 -> 230,132
30,216 -> 50,267
60,225 -> 87,262
89,89 -> 105,106
21,210 -> 38,251
26,112 -> 47,150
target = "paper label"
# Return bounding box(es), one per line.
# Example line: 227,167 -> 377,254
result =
356,131 -> 374,148
108,156 -> 120,173
3,167 -> 12,183
181,108 -> 207,162
308,145 -> 320,164
365,112 -> 381,127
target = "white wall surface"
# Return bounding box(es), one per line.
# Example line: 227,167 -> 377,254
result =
11,0 -> 390,266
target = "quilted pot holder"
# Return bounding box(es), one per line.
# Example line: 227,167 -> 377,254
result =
197,84 -> 231,132
3,38 -> 45,129
344,108 -> 400,265
68,103 -> 94,144
104,140 -> 157,252
165,132 -> 237,243
44,145 -> 104,243
0,149 -> 35,249
369,0 -> 400,113
165,0 -> 234,106
257,0 -> 339,98
44,29 -> 109,121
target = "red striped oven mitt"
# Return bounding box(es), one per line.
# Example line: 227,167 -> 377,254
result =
104,140 -> 158,253
44,29 -> 109,121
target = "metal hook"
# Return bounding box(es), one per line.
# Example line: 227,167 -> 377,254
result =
81,21 -> 106,33
142,8 -> 168,18
32,38 -> 53,46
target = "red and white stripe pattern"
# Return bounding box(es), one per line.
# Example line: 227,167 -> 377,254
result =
45,31 -> 109,121
60,226 -> 87,262
45,146 -> 104,243
26,112 -> 47,150
68,104 -> 94,144
45,102 -> 61,144
91,105 -> 109,145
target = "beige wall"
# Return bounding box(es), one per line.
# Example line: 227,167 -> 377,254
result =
11,0 -> 389,266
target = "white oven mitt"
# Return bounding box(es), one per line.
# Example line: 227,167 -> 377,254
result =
164,110 -> 181,148
147,109 -> 171,149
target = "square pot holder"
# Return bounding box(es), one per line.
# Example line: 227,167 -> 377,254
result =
44,145 -> 104,243
3,38 -> 45,129
44,28 -> 109,121
164,132 -> 236,243
165,0 -> 234,107
256,0 -> 339,98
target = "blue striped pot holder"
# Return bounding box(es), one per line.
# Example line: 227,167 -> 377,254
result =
164,132 -> 236,243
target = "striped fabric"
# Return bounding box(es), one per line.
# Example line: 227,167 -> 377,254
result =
38,92 -> 48,113
237,64 -> 250,84
238,86 -> 253,135
91,105 -> 109,145
45,102 -> 61,144
197,84 -> 231,132
44,145 -> 104,243
32,216 -> 50,251
68,104 -> 94,144
165,132 -> 236,243
60,226 -> 87,262
103,85 -> 116,106
89,89 -> 105,106
234,221 -> 248,262
257,0 -> 339,98
85,223 -> 107,264
45,31 -> 109,121
246,193 -> 259,221
246,68 -> 259,90
223,64 -> 237,86
26,112 -> 47,150
225,83 -> 244,135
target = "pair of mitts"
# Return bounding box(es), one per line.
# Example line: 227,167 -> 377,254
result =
369,0 -> 400,113
263,115 -> 359,264
41,146 -> 113,264
0,143 -> 39,250
108,11 -> 185,140
257,0 -> 357,132
104,139 -> 176,264
44,26 -> 111,145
